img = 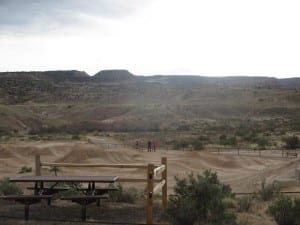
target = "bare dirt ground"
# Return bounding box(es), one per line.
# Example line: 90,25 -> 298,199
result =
0,137 -> 299,224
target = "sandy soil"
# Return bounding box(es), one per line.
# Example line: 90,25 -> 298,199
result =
0,137 -> 299,224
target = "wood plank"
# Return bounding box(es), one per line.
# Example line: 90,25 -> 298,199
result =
0,195 -> 53,200
60,195 -> 108,200
153,180 -> 166,194
10,175 -> 118,183
41,162 -> 149,169
153,165 -> 165,177
117,178 -> 161,183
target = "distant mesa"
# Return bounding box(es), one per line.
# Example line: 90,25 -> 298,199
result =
93,70 -> 135,82
0,70 -> 90,82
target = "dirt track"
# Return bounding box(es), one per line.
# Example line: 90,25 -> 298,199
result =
1,137 -> 299,193
1,137 -> 300,225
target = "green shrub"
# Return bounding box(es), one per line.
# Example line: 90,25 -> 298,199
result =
172,140 -> 189,150
258,179 -> 280,201
294,198 -> 300,225
256,137 -> 269,150
268,195 -> 299,225
59,186 -> 82,197
192,139 -> 204,150
28,135 -> 41,141
219,135 -> 238,146
176,124 -> 190,131
166,170 -> 236,225
283,136 -> 299,149
18,166 -> 32,174
109,183 -> 142,204
0,177 -> 23,195
71,134 -> 80,140
237,195 -> 253,212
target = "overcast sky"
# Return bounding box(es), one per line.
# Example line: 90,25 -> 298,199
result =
0,0 -> 300,78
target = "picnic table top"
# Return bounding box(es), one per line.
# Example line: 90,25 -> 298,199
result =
10,175 -> 119,183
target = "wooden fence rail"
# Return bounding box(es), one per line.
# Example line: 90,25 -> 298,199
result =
210,147 -> 300,158
35,155 -> 167,225
41,162 -> 149,169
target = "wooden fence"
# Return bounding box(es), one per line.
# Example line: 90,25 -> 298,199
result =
35,155 -> 167,225
209,147 -> 300,158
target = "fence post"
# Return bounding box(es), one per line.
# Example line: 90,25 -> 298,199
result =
161,157 -> 167,209
35,154 -> 41,176
147,164 -> 154,225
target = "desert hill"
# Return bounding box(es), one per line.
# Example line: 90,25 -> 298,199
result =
0,70 -> 299,136
93,69 -> 135,82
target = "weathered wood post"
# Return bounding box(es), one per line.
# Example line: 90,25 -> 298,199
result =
161,157 -> 167,209
147,163 -> 154,225
35,154 -> 41,176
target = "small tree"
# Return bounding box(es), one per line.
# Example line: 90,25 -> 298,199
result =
192,139 -> 204,150
256,137 -> 269,150
283,136 -> 299,149
166,170 -> 236,225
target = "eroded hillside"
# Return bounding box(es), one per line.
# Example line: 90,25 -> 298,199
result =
0,70 -> 299,136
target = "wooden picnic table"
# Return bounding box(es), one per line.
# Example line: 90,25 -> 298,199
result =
4,175 -> 119,221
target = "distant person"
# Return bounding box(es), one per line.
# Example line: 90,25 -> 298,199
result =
152,140 -> 157,152
135,140 -> 139,149
147,141 -> 152,152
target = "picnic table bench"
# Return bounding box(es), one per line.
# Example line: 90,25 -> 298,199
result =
27,186 -> 117,198
0,195 -> 53,220
27,186 -> 70,194
27,186 -> 70,205
60,195 -> 108,221
77,186 -> 118,195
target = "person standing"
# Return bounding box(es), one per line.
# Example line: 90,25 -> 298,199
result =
152,140 -> 157,152
147,140 -> 152,152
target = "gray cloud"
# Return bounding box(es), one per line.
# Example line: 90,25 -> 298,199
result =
0,0 -> 147,33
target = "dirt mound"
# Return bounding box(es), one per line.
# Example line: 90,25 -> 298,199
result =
56,146 -> 105,163
12,146 -> 55,157
0,147 -> 14,158
181,151 -> 244,169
